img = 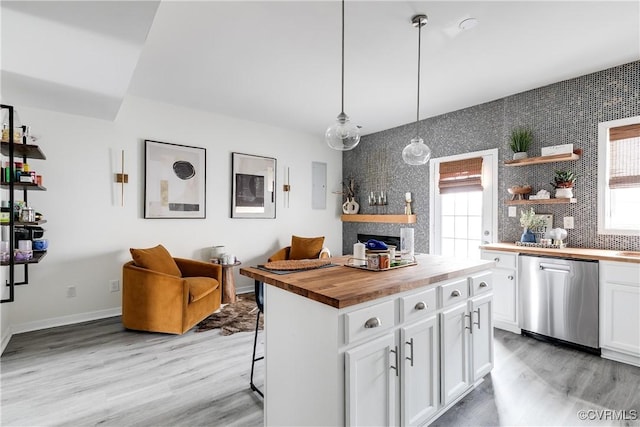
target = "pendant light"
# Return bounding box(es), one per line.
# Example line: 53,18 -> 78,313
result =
402,14 -> 431,165
326,0 -> 360,151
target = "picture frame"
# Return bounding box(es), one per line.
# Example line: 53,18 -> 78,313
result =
231,152 -> 276,219
144,140 -> 206,219
532,214 -> 553,241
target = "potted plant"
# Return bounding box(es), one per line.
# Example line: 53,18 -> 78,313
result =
519,207 -> 546,242
551,170 -> 577,198
509,128 -> 533,160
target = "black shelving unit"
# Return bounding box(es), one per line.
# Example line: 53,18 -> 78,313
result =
1,104 -> 48,303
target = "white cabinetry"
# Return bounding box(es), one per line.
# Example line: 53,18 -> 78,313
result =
400,315 -> 439,425
263,269 -> 493,427
470,293 -> 494,380
440,302 -> 470,405
600,261 -> 640,367
346,333 -> 398,426
481,250 -> 520,333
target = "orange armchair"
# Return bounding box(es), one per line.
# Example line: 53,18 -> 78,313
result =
267,235 -> 330,262
123,249 -> 221,334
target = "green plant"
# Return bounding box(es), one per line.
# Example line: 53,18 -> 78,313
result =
509,128 -> 533,153
551,170 -> 577,188
519,207 -> 546,229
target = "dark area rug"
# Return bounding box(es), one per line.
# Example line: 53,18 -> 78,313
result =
195,293 -> 263,335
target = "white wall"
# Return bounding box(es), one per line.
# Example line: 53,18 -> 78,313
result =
1,95 -> 343,336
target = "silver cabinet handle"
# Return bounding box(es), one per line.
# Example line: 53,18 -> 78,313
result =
494,257 -> 500,262
451,290 -> 461,297
465,313 -> 473,334
390,346 -> 399,376
508,275 -> 514,280
414,301 -> 426,310
474,308 -> 481,329
364,317 -> 381,328
479,281 -> 488,288
406,338 -> 414,367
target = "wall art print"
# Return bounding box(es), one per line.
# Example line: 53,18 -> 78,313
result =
144,140 -> 206,219
231,152 -> 276,219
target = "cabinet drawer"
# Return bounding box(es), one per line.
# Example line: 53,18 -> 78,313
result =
469,271 -> 493,296
344,300 -> 395,344
400,287 -> 437,323
439,278 -> 469,308
481,251 -> 516,269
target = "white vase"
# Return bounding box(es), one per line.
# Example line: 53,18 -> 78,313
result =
555,188 -> 573,199
342,197 -> 359,214
513,152 -> 528,160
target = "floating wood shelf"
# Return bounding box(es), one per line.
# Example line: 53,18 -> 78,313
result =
1,141 -> 47,160
504,149 -> 581,166
505,198 -> 577,206
341,214 -> 417,224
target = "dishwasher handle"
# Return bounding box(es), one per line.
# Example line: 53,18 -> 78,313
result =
539,263 -> 571,274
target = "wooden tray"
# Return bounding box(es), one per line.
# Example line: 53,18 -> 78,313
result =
343,261 -> 417,272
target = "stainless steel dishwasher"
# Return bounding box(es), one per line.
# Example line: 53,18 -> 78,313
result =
519,254 -> 599,350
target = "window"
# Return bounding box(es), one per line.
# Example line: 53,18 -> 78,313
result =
598,116 -> 640,235
430,149 -> 498,259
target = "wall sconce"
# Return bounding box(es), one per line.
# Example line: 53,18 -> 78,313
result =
114,150 -> 128,206
282,167 -> 291,208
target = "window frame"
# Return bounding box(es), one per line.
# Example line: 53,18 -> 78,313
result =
597,115 -> 640,236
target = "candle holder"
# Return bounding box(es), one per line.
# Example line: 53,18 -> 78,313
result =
368,191 -> 388,206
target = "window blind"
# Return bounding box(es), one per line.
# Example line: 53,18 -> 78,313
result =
609,123 -> 640,189
438,157 -> 483,194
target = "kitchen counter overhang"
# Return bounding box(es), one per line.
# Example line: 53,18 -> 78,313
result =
240,254 -> 494,309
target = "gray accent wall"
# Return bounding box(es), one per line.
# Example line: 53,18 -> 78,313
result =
342,61 -> 640,255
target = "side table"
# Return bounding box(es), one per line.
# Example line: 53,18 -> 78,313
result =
218,260 -> 241,304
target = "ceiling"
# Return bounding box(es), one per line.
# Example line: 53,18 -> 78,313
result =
2,1 -> 639,137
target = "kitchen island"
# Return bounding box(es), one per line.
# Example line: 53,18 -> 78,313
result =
240,254 -> 494,426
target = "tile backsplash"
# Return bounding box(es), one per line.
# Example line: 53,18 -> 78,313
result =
342,61 -> 639,255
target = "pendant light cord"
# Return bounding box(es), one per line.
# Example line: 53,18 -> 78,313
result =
341,0 -> 345,114
415,21 -> 422,139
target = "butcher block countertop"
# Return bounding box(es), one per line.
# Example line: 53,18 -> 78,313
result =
481,243 -> 640,264
239,255 -> 493,309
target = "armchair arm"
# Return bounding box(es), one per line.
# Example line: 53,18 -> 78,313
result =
174,258 -> 222,284
268,246 -> 291,262
122,262 -> 188,312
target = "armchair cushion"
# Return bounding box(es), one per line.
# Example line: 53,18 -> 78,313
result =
289,235 -> 325,260
186,277 -> 218,303
130,244 -> 181,277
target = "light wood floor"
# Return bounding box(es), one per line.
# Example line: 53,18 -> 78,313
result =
2,316 -> 639,426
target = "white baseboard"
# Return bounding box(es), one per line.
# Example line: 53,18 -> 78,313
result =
1,326 -> 13,355
494,321 -> 521,335
9,307 -> 122,335
601,348 -> 640,367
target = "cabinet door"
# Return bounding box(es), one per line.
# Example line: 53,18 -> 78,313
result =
440,302 -> 470,406
492,268 -> 517,326
601,281 -> 640,356
345,333 -> 398,426
401,315 -> 439,426
470,293 -> 494,381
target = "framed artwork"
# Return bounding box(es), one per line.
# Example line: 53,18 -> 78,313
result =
144,140 -> 206,219
231,152 -> 276,219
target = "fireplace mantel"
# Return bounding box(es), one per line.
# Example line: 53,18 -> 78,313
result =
340,214 -> 416,224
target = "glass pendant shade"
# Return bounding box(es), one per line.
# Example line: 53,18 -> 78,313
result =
403,14 -> 430,166
402,137 -> 431,165
326,112 -> 361,151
